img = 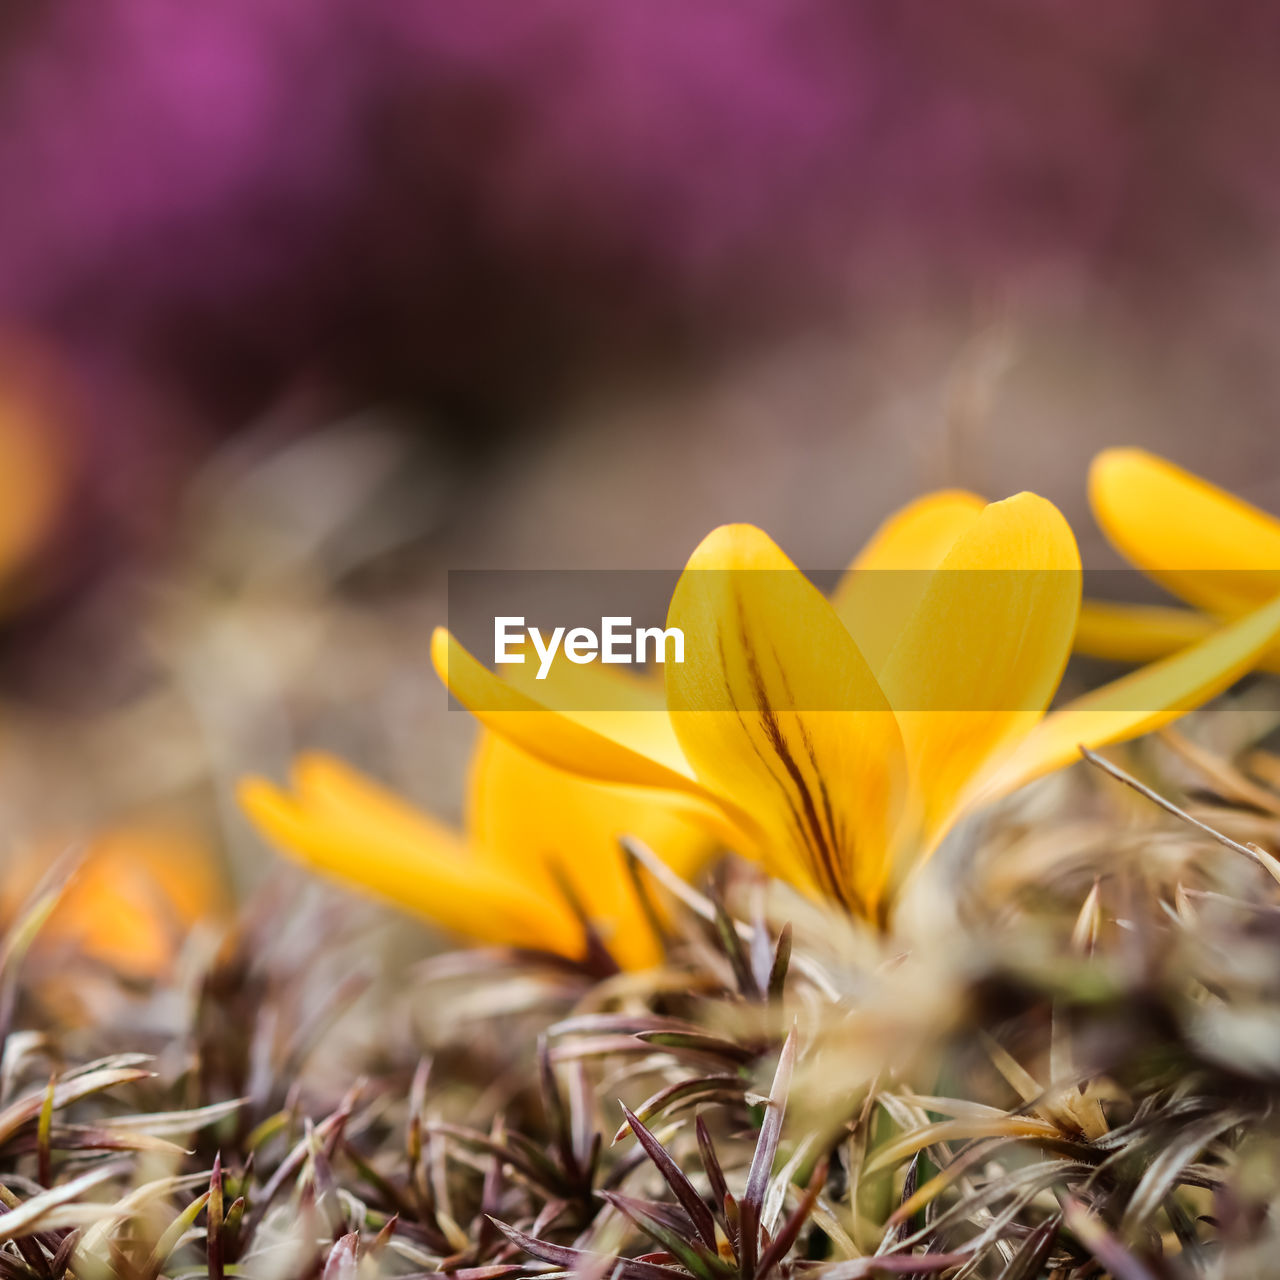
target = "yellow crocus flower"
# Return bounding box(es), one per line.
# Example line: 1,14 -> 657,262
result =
433,491 -> 1280,924
239,728 -> 711,970
1077,448 -> 1280,674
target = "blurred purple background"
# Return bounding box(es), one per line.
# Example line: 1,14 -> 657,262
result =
1,0 -> 1279,602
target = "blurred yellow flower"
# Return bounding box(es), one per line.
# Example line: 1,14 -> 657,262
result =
239,730 -> 712,970
1078,448 -> 1280,673
434,490 -> 1280,924
3,819 -> 226,978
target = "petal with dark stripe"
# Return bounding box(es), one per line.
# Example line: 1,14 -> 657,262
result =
665,524 -> 910,915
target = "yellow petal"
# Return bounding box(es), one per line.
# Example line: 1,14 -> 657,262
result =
979,590 -> 1280,801
831,490 -> 987,671
1075,598 -> 1280,676
238,760 -> 575,950
431,628 -> 744,844
291,752 -> 484,867
847,490 -> 989,574
1075,599 -> 1211,660
467,734 -> 713,969
665,524 -> 909,917
1090,448 -> 1280,614
500,637 -> 669,714
876,493 -> 1081,840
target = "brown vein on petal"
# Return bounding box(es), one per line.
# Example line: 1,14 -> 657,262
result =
733,595 -> 854,913
714,632 -> 816,890
771,645 -> 849,886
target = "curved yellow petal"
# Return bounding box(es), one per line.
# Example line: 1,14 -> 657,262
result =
831,490 -> 987,671
1075,598 -> 1280,676
431,628 -> 744,847
290,752 -> 480,865
978,589 -> 1280,801
435,628 -> 690,788
847,490 -> 990,574
665,524 -> 909,917
467,734 -> 714,969
1074,599 -> 1216,664
876,493 -> 1081,839
238,762 -> 576,951
1090,448 -> 1280,614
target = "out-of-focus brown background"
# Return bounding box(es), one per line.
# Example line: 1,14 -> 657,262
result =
0,0 -> 1277,971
